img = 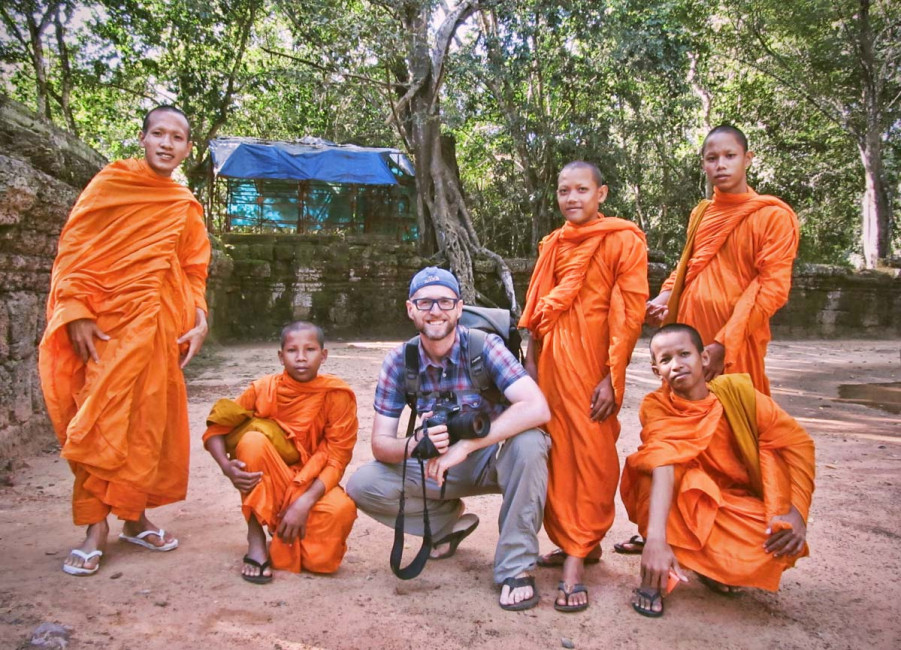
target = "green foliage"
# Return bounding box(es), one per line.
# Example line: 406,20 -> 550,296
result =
1,0 -> 896,266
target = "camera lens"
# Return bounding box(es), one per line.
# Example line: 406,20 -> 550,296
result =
447,412 -> 490,439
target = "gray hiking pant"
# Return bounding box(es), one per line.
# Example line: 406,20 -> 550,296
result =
346,428 -> 550,584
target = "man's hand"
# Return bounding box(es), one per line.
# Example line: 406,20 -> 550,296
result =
416,413 -> 450,457
177,308 -> 208,369
764,506 -> 807,558
645,291 -> 672,327
66,319 -> 110,363
589,373 -> 616,422
221,458 -> 263,493
639,537 -> 688,592
277,498 -> 313,544
426,440 -> 473,486
703,342 -> 725,381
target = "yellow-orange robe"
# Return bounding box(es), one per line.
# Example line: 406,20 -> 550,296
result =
203,373 -> 358,574
38,158 -> 210,525
662,188 -> 799,395
620,375 -> 815,590
519,215 -> 648,557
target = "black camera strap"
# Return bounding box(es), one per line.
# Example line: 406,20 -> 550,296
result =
389,405 -> 433,580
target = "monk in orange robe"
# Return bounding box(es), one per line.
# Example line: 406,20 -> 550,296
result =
203,322 -> 357,582
39,106 -> 211,576
621,324 -> 815,617
617,125 -> 802,559
645,125 -> 799,397
519,161 -> 648,612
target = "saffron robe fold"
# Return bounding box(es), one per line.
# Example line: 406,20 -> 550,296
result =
662,188 -> 799,395
519,215 -> 648,556
620,374 -> 815,591
38,158 -> 210,525
203,372 -> 358,573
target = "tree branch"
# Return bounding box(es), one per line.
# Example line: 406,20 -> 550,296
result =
261,45 -> 398,88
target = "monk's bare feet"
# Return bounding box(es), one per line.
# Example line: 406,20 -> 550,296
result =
697,572 -> 741,595
242,515 -> 272,583
556,555 -> 589,611
63,518 -> 109,575
499,571 -> 538,610
631,587 -> 664,617
121,512 -> 178,550
537,545 -> 601,567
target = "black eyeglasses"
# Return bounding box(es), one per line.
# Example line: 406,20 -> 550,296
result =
411,297 -> 460,311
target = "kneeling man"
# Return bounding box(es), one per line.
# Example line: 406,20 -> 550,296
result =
347,267 -> 551,610
204,321 -> 357,583
621,323 -> 815,617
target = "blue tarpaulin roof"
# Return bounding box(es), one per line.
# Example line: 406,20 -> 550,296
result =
209,137 -> 414,186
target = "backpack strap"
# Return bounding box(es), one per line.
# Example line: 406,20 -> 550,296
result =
466,328 -> 504,404
404,336 -> 420,409
467,328 -> 490,393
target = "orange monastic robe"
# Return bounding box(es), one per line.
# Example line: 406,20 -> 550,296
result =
38,159 -> 210,525
203,373 -> 358,574
620,376 -> 815,590
519,215 -> 648,556
663,188 -> 799,395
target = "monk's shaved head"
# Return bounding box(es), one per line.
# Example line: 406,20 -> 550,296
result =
650,323 -> 704,361
560,161 -> 605,187
280,321 -> 325,348
142,104 -> 192,140
702,124 -> 748,154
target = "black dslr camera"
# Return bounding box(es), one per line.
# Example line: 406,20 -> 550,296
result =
410,393 -> 491,460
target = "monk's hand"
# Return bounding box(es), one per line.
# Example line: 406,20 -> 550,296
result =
523,339 -> 539,382
640,537 -> 687,592
277,498 -> 312,543
645,291 -> 671,327
426,440 -> 474,486
177,308 -> 208,369
222,459 -> 263,493
589,373 -> 616,421
764,506 -> 807,557
703,342 -> 725,381
66,318 -> 110,363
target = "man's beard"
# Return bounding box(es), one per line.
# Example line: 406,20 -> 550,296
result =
419,319 -> 456,341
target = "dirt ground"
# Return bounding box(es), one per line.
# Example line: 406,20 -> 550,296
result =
1,338 -> 899,650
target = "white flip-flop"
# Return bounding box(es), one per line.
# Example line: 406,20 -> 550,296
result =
62,549 -> 103,576
118,528 -> 179,552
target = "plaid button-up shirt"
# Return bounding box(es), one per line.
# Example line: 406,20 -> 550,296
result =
373,326 -> 527,420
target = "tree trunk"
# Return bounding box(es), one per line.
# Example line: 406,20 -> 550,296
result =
26,13 -> 51,121
856,0 -> 892,267
858,135 -> 892,267
393,0 -> 519,311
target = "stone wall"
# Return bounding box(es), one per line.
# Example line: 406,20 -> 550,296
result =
211,236 -> 900,341
0,96 -> 106,459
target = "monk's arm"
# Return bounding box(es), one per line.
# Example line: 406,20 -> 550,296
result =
756,393 -> 814,556
294,391 -> 358,492
202,385 -> 263,492
277,478 -> 326,543
715,208 -> 799,347
640,465 -> 687,590
523,336 -> 539,382
204,434 -> 263,492
601,232 -> 649,414
176,211 -> 212,368
748,208 -> 799,327
425,375 -> 549,485
177,209 -> 212,314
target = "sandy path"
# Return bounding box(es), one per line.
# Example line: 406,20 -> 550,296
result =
1,339 -> 899,649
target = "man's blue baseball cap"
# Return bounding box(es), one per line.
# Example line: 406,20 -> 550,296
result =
409,266 -> 461,298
